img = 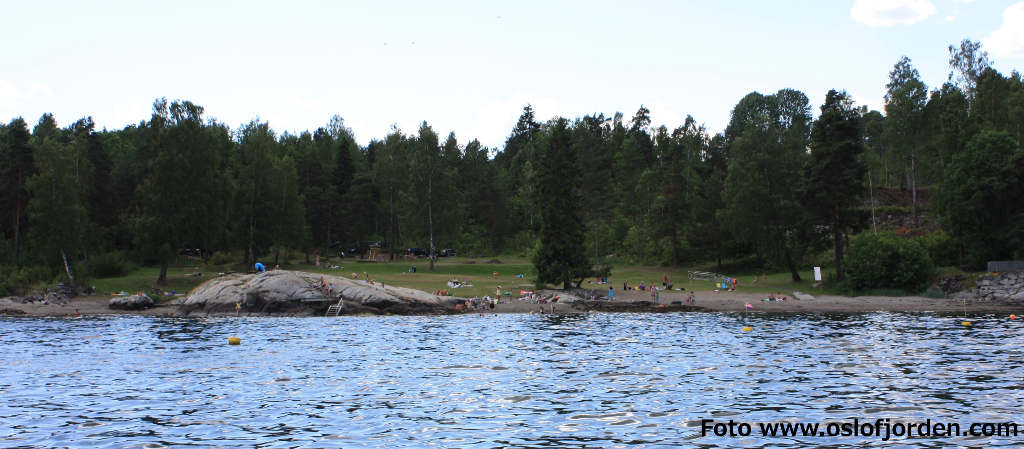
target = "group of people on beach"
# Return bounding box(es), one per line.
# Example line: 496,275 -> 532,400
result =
620,276 -> 674,292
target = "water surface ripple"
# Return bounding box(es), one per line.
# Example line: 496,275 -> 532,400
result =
1,312 -> 1021,448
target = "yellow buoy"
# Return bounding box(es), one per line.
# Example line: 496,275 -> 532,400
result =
228,337 -> 241,345
961,321 -> 972,327
742,326 -> 754,332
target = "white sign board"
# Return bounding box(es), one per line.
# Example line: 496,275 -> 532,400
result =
813,266 -> 822,281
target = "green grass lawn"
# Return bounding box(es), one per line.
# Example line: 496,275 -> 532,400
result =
84,256 -> 837,300
88,266 -> 209,298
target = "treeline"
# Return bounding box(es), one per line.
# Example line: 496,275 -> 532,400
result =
0,39 -> 1022,291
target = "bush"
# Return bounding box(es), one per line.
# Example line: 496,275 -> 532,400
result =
89,251 -> 138,278
874,205 -> 910,216
0,265 -> 54,296
844,232 -> 935,292
916,231 -> 958,268
208,251 -> 236,266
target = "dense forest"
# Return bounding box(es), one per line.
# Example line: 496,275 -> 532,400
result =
1,40 -> 1022,291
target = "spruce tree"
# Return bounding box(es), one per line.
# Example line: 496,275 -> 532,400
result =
0,118 -> 33,264
532,118 -> 590,289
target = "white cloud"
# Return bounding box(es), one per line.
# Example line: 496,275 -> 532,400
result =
0,79 -> 21,101
28,82 -> 53,98
0,80 -> 19,119
945,15 -> 956,22
0,80 -> 54,120
286,95 -> 319,111
850,0 -> 936,27
983,3 -> 1024,59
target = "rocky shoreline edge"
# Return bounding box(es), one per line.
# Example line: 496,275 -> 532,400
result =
3,270 -> 1022,317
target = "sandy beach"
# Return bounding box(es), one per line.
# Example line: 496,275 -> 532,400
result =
1,296 -> 181,318
596,287 -> 1021,313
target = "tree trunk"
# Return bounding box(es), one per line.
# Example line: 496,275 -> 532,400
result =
670,226 -> 679,266
158,259 -> 168,285
785,249 -> 801,282
833,209 -> 844,282
61,248 -> 77,289
13,171 -> 22,263
883,152 -> 889,188
388,187 -> 395,262
249,156 -> 257,270
910,143 -> 917,226
869,171 -> 877,235
428,175 -> 435,272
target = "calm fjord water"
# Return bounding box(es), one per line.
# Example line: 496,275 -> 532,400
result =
1,313 -> 1021,448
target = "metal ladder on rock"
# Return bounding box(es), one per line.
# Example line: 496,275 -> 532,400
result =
325,299 -> 343,317
308,276 -> 344,317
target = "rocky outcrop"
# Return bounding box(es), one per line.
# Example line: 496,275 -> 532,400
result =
181,270 -> 461,316
792,291 -> 816,301
109,294 -> 154,310
934,273 -> 968,295
954,272 -> 1024,302
17,290 -> 72,305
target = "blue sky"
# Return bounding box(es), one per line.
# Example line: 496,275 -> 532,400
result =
1,0 -> 1022,148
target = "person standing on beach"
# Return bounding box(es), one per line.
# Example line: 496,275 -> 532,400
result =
608,287 -> 614,301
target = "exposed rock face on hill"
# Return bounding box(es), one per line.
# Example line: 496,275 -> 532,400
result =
954,271 -> 1024,302
181,270 -> 461,316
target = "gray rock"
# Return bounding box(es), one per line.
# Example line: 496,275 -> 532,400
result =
109,294 -> 154,310
792,291 -> 815,301
182,270 -> 455,315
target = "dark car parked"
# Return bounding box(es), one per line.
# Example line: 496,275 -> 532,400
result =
439,248 -> 457,257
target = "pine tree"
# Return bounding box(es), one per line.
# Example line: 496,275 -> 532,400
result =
803,90 -> 865,281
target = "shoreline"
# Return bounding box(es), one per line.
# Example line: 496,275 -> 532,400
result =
2,289 -> 1020,318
